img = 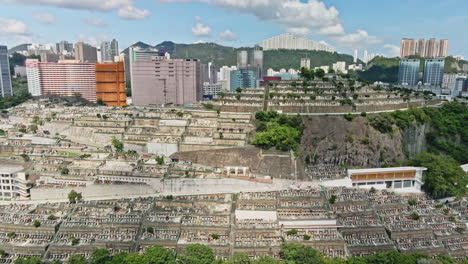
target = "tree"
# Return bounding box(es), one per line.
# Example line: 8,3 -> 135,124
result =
315,68 -> 326,78
286,229 -> 298,236
178,244 -> 215,264
60,167 -> 69,175
142,245 -> 176,264
228,253 -> 252,264
14,257 -> 43,264
253,256 -> 281,264
406,153 -> 467,199
97,98 -> 105,106
33,220 -> 41,228
68,190 -> 83,204
280,243 -> 325,264
71,237 -> 80,246
155,157 -> 164,165
90,249 -> 111,264
67,255 -> 87,264
112,137 -> 124,152
124,253 -> 146,264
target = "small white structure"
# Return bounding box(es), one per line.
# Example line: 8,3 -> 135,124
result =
322,167 -> 427,193
0,165 -> 31,200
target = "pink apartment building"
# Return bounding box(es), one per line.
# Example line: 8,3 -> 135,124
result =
130,55 -> 202,106
28,61 -> 97,102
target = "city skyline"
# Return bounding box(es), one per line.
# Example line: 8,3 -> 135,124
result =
0,0 -> 466,58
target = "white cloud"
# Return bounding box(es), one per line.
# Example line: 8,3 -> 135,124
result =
192,21 -> 211,37
1,0 -> 150,20
32,12 -> 56,24
0,17 -> 29,35
219,30 -> 238,41
1,0 -> 132,11
162,0 -> 381,49
193,40 -> 206,44
330,29 -> 382,49
84,18 -> 108,27
118,5 -> 151,20
286,27 -> 310,37
76,34 -> 109,46
0,17 -> 31,45
384,44 -> 400,57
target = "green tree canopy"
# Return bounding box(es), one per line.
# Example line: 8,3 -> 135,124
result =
406,153 -> 467,199
280,243 -> 325,264
178,244 -> 215,264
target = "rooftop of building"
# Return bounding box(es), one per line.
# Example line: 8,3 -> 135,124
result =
348,167 -> 427,174
0,165 -> 24,174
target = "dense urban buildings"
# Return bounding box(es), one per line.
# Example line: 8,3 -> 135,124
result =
398,59 -> 420,86
332,61 -> 347,73
130,54 -> 202,106
13,65 -> 26,78
230,69 -> 256,91
237,50 -> 248,68
263,33 -> 336,53
56,40 -> 74,55
25,59 -> 41,96
400,39 -> 416,58
442,73 -> 462,89
400,38 -> 449,58
300,58 -> 311,69
423,58 -> 445,86
95,62 -> 126,106
453,76 -> 467,96
75,42 -> 98,63
237,49 -> 264,81
100,39 -> 119,62
0,45 -> 13,97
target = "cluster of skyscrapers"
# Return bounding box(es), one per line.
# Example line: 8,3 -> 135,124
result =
400,38 -> 449,58
18,39 -> 120,64
398,58 -> 445,87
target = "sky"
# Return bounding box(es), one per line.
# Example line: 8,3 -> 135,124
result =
0,0 -> 467,58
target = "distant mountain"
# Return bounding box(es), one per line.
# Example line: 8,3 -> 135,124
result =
123,41 -> 362,72
121,41 -> 155,55
7,43 -> 31,55
155,41 -> 176,54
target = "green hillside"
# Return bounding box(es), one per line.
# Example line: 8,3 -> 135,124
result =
169,42 -> 238,66
358,56 -> 400,83
264,49 -> 361,70
123,41 -> 361,72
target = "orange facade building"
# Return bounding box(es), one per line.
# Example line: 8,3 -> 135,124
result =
95,62 -> 126,106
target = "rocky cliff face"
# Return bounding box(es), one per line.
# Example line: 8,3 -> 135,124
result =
402,123 -> 431,156
297,115 -> 429,179
171,115 -> 433,181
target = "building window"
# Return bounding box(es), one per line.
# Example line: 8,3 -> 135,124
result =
394,181 -> 402,189
404,180 -> 412,188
